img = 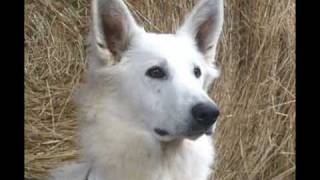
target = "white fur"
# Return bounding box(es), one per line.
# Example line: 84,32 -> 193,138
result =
50,0 -> 224,179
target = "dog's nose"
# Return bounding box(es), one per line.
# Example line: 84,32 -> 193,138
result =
191,103 -> 220,127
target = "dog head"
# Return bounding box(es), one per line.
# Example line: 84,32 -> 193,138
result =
86,0 -> 224,142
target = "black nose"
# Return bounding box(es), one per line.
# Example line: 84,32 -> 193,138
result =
191,103 -> 220,127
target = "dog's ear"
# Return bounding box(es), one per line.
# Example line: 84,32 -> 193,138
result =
177,0 -> 224,64
91,0 -> 142,63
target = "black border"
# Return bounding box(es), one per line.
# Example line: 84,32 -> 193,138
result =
1,0 -> 307,179
296,0 -> 317,179
2,0 -> 24,179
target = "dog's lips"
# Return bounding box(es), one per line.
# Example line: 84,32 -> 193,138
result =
153,127 -> 212,141
153,128 -> 178,142
154,128 -> 170,136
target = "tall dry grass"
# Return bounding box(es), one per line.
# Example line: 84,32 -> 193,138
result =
25,0 -> 295,179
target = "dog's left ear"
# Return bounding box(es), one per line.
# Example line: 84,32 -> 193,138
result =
177,0 -> 224,64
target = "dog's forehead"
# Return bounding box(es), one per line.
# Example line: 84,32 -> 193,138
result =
132,33 -> 204,66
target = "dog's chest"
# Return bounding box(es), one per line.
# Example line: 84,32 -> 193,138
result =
86,130 -> 214,180
156,137 -> 214,180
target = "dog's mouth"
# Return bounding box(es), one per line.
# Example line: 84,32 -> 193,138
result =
154,128 -> 170,136
154,128 -> 212,141
153,128 -> 176,142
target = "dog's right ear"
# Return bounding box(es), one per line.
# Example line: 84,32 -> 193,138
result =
91,0 -> 143,64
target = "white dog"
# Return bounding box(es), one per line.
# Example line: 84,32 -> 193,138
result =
51,0 -> 224,179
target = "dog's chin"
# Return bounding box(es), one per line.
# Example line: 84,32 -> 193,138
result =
184,131 -> 211,140
154,134 -> 176,142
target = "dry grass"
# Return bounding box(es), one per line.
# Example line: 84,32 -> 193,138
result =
25,0 -> 295,179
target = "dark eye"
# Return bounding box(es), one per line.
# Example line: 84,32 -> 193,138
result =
146,66 -> 167,79
194,66 -> 201,78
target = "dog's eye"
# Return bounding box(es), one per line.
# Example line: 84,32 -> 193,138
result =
146,66 -> 167,79
194,66 -> 201,78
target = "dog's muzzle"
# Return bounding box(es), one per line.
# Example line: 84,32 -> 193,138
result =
153,103 -> 219,141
